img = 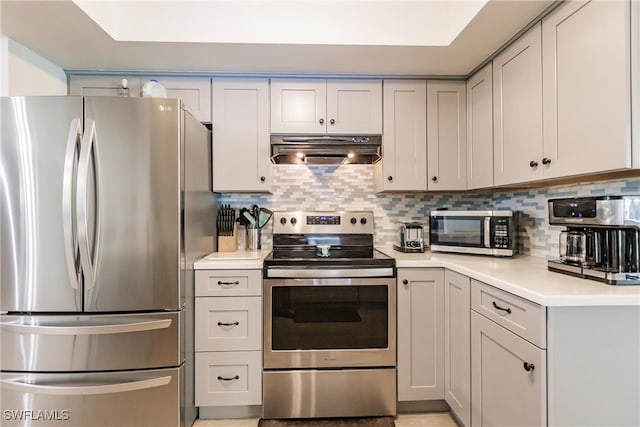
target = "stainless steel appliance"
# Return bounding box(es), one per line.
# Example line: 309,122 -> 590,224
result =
0,96 -> 215,426
429,210 -> 518,256
270,135 -> 382,164
548,196 -> 640,285
263,211 -> 396,419
393,222 -> 425,253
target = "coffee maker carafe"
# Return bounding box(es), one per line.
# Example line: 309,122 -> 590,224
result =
548,196 -> 640,285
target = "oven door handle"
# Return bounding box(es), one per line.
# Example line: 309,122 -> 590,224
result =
265,268 -> 394,279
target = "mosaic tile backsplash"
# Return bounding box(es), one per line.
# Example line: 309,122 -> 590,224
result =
219,165 -> 640,259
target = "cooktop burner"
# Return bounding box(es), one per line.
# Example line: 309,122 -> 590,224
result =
265,211 -> 396,277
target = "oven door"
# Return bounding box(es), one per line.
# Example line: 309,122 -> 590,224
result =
264,277 -> 396,369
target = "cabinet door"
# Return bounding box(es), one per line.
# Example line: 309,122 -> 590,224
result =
326,79 -> 382,134
427,81 -> 467,190
466,64 -> 494,190
397,268 -> 444,401
141,76 -> 211,122
542,0 -> 631,178
374,80 -> 427,192
270,79 -> 326,134
212,78 -> 271,192
444,270 -> 471,427
471,311 -> 546,427
68,75 -> 141,97
493,23 -> 543,186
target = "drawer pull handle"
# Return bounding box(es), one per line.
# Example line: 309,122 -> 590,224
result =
523,362 -> 535,372
217,375 -> 240,382
217,321 -> 240,327
217,281 -> 240,287
492,301 -> 512,314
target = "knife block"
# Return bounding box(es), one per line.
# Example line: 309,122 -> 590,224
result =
217,223 -> 238,252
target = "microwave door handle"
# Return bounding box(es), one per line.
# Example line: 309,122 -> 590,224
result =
484,217 -> 491,248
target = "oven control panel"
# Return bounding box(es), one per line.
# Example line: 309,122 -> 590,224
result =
274,211 -> 375,235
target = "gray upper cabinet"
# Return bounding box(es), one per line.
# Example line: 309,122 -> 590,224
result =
69,75 -> 141,97
542,0 -> 632,178
69,75 -> 212,122
493,23 -> 543,186
427,80 -> 467,191
374,80 -> 427,192
211,78 -> 271,193
139,76 -> 212,123
270,78 -> 382,135
466,64 -> 494,190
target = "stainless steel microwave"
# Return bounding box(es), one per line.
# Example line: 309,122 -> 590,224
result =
429,210 -> 518,257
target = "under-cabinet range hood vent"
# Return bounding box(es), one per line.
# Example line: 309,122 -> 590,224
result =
270,135 -> 382,165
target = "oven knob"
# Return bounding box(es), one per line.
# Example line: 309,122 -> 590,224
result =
350,217 -> 357,225
290,217 -> 297,225
280,217 -> 287,225
360,217 -> 367,225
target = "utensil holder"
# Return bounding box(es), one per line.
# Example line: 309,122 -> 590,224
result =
246,226 -> 261,250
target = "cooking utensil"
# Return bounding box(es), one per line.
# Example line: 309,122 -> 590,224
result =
243,211 -> 257,227
258,207 -> 273,228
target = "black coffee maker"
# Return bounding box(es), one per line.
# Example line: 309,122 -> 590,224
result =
548,196 -> 640,285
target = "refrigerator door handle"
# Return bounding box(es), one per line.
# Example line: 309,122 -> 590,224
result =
77,118 -> 102,290
63,118 -> 82,290
0,318 -> 172,335
1,375 -> 172,395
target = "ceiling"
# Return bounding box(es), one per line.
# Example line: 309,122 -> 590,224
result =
0,0 -> 556,77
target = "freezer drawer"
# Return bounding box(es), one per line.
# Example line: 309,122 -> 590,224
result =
0,366 -> 181,427
0,311 -> 182,372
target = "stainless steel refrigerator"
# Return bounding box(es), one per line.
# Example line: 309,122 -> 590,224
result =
0,96 -> 215,426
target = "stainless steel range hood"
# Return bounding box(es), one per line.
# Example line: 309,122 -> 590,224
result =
270,135 -> 382,165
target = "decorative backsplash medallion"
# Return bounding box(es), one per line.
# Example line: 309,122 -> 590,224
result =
219,165 -> 640,259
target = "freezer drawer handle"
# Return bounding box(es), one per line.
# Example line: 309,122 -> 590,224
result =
0,319 -> 172,335
1,375 -> 171,395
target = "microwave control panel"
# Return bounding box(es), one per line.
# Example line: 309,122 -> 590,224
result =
492,217 -> 512,249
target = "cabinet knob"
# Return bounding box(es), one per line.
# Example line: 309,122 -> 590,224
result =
432,176 -> 438,182
529,161 -> 539,168
319,118 -> 325,125
387,176 -> 393,182
523,362 -> 535,372
260,176 -> 266,182
402,279 -> 408,285
542,157 -> 552,165
330,118 -> 336,125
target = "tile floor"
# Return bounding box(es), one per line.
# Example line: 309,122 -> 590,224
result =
195,412 -> 458,427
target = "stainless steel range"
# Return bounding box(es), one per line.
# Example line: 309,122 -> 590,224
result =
262,211 -> 397,419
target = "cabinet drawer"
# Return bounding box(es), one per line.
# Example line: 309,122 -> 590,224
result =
195,297 -> 262,351
195,270 -> 262,296
471,280 -> 546,348
195,351 -> 262,407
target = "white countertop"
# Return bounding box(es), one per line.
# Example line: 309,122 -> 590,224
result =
193,246 -> 640,307
193,248 -> 270,270
379,245 -> 640,307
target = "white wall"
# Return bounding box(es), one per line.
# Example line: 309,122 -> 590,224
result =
0,37 -> 67,96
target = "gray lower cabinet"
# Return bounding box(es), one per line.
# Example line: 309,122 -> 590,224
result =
471,280 -> 547,427
194,269 -> 263,407
397,268 -> 444,401
444,270 -> 471,426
